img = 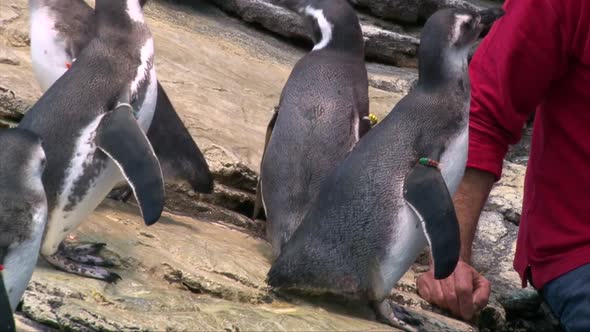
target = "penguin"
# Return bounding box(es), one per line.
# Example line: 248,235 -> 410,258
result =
19,0 -> 165,282
29,0 -> 214,199
254,0 -> 371,258
0,128 -> 47,332
267,7 -> 505,331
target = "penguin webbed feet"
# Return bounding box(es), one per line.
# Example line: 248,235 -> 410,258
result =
59,242 -> 116,267
44,244 -> 122,283
107,186 -> 134,203
371,299 -> 424,332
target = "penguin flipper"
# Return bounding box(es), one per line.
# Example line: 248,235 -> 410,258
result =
403,163 -> 460,280
146,82 -> 214,193
0,250 -> 15,332
253,108 -> 279,220
96,104 -> 165,226
0,274 -> 15,332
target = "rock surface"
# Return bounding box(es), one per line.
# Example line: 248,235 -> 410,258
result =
206,0 -> 422,67
14,199 -> 479,332
472,160 -> 559,331
204,0 -> 503,68
351,0 -> 484,24
0,0 -> 408,169
0,0 -> 548,331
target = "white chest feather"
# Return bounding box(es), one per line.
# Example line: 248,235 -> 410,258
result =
132,38 -> 157,131
375,205 -> 427,299
440,125 -> 469,196
30,6 -> 71,92
4,206 -> 47,310
304,6 -> 333,51
135,65 -> 158,131
41,115 -> 123,256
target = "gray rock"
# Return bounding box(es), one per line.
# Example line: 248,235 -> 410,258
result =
363,25 -> 420,68
13,199 -> 482,331
485,161 -> 525,225
351,0 -> 482,24
477,299 -> 507,332
367,63 -> 418,94
506,126 -> 533,166
0,44 -> 20,65
471,162 -> 559,331
0,85 -> 29,122
206,0 -> 420,67
204,0 -> 505,68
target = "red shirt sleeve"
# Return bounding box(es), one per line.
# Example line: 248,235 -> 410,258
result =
467,0 -> 569,180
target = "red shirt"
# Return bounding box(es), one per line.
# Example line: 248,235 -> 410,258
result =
468,0 -> 590,289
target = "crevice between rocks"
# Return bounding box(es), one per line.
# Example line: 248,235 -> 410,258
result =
160,263 -> 273,305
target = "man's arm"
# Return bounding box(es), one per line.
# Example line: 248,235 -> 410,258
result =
416,169 -> 494,320
454,169 -> 495,263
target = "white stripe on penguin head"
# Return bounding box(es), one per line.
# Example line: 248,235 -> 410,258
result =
304,5 -> 333,51
451,14 -> 472,44
126,0 -> 145,23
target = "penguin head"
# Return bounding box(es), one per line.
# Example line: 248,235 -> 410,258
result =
277,0 -> 364,54
421,8 -> 504,54
95,0 -> 147,25
0,129 -> 46,190
417,7 -> 504,85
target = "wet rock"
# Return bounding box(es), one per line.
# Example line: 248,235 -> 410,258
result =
27,196 -> 469,331
18,200 -> 402,331
15,312 -> 57,332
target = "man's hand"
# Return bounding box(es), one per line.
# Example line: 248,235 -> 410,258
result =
416,260 -> 491,321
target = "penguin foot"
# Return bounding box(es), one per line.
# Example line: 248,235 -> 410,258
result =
107,186 -> 133,202
44,253 -> 122,283
64,254 -> 115,267
371,300 -> 423,332
61,242 -> 105,255
59,242 -> 115,267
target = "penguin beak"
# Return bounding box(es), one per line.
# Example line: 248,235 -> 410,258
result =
477,8 -> 505,28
